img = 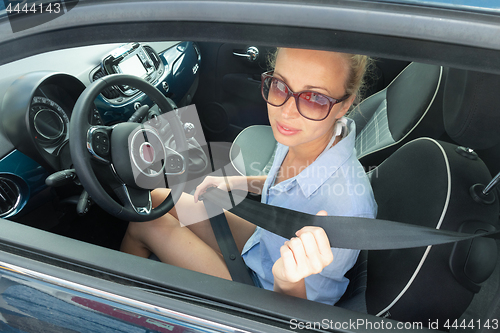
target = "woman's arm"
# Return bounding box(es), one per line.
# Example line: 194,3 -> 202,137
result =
194,175 -> 267,202
245,175 -> 267,194
272,210 -> 333,299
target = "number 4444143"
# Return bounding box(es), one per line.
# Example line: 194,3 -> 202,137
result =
6,2 -> 62,14
443,319 -> 498,330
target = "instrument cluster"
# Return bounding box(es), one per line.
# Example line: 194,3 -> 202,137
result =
30,96 -> 69,152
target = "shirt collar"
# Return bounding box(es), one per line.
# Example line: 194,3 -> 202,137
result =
295,118 -> 356,198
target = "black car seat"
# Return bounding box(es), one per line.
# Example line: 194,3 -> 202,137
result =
352,62 -> 445,167
443,68 -> 500,176
363,138 -> 497,329
230,62 -> 445,176
337,67 -> 500,329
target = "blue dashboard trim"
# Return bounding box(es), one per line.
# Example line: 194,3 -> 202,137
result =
0,150 -> 48,217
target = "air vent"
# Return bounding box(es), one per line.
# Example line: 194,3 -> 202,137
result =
92,68 -> 122,99
0,177 -> 21,217
144,45 -> 161,69
193,42 -> 201,61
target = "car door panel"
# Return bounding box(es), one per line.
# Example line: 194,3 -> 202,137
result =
194,42 -> 273,143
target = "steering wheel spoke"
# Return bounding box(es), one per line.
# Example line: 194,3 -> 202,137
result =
114,184 -> 153,216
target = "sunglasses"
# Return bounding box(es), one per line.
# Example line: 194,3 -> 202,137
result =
261,71 -> 349,121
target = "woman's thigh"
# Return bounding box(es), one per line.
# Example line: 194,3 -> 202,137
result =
152,188 -> 256,254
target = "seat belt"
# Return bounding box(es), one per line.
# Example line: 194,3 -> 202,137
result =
202,142 -> 255,285
201,187 -> 500,251
204,199 -> 255,285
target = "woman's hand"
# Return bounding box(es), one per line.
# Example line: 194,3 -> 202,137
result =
194,176 -> 242,203
272,210 -> 334,298
193,176 -> 231,203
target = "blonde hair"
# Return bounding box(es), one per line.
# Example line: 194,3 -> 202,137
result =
268,48 -> 373,103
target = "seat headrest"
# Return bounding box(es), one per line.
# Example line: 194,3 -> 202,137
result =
443,68 -> 500,149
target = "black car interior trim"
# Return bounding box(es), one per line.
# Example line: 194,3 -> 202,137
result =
1,1 -> 500,74
2,1 -> 500,51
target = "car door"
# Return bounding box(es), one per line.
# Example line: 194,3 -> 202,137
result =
193,42 -> 274,143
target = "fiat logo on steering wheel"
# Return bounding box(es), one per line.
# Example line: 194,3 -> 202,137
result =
139,142 -> 156,164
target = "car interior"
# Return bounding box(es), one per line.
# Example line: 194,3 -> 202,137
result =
0,2 -> 500,330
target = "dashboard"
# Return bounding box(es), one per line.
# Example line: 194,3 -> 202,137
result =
0,41 -> 203,219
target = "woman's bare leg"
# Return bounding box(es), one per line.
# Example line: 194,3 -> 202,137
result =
152,188 -> 256,253
120,188 -> 256,279
121,212 -> 232,280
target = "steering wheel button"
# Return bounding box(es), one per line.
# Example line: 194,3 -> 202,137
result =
166,155 -> 183,172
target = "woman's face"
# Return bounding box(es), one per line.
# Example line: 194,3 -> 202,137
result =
268,48 -> 354,151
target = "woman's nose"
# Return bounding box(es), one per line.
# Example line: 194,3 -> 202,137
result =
281,96 -> 300,119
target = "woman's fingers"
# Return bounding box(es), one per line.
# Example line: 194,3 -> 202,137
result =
276,234 -> 333,282
194,176 -> 219,203
193,182 -> 206,203
316,210 -> 328,216
298,232 -> 325,274
193,176 -> 235,203
291,216 -> 334,278
273,211 -> 334,284
297,227 -> 333,261
279,239 -> 305,283
278,244 -> 296,280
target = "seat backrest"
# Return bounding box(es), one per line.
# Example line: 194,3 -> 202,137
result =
230,125 -> 276,176
365,137 -> 498,328
443,67 -> 500,175
351,62 -> 445,167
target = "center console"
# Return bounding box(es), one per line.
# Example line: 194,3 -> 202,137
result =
97,42 -> 165,98
90,41 -> 201,125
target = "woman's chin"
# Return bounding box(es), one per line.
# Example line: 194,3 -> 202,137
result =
273,130 -> 301,147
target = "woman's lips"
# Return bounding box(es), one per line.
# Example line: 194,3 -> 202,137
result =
276,122 -> 300,136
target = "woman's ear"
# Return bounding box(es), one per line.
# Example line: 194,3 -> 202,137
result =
338,94 -> 356,118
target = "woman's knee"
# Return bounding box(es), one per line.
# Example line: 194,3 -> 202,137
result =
151,188 -> 171,208
127,214 -> 180,241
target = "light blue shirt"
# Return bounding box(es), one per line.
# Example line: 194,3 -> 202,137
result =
241,118 -> 377,305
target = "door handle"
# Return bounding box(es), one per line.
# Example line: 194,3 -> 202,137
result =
233,46 -> 259,62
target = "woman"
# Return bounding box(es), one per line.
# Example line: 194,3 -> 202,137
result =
121,47 -> 377,305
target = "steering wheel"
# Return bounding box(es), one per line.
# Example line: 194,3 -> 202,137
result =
69,74 -> 188,222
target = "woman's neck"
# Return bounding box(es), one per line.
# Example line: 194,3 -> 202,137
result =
290,126 -> 338,162
276,128 -> 339,184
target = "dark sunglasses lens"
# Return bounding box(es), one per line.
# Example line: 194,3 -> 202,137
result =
263,77 -> 288,106
298,92 -> 331,120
